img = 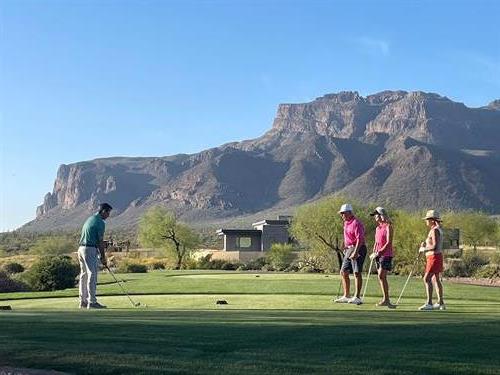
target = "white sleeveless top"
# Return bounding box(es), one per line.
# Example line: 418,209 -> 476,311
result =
425,226 -> 443,256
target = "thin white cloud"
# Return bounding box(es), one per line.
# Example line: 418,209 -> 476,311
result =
468,53 -> 500,86
354,36 -> 390,56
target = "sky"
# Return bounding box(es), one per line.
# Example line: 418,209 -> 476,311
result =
1,0 -> 499,231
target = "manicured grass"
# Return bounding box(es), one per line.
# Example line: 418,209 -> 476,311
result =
1,271 -> 500,374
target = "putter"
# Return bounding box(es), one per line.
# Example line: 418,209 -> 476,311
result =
396,251 -> 421,306
362,254 -> 375,301
105,265 -> 142,308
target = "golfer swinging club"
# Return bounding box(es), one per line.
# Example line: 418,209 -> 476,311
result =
334,203 -> 367,305
78,203 -> 112,309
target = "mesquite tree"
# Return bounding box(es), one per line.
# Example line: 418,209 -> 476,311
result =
138,206 -> 200,269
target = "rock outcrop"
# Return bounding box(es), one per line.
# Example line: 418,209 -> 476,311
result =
25,90 -> 500,231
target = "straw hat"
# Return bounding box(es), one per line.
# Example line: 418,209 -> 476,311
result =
423,209 -> 442,221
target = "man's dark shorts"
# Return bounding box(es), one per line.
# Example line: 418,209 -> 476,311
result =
376,256 -> 393,271
341,245 -> 367,274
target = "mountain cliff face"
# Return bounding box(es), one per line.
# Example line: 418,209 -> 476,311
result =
25,90 -> 500,231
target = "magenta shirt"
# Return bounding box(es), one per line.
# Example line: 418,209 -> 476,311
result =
343,217 -> 365,247
374,223 -> 394,257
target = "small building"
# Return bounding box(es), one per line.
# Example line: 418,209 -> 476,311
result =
216,216 -> 292,252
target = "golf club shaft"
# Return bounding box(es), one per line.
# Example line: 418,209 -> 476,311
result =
396,252 -> 420,305
336,278 -> 342,298
362,255 -> 374,301
106,265 -> 138,307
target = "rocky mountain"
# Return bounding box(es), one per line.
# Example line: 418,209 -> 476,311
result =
24,90 -> 500,231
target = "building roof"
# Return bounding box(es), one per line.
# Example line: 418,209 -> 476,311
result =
216,229 -> 262,236
252,219 -> 290,226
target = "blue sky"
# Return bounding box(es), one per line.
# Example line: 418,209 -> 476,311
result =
1,0 -> 499,231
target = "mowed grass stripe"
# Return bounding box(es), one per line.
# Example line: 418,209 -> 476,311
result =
1,310 -> 499,374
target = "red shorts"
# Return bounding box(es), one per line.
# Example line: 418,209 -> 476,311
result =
425,253 -> 443,274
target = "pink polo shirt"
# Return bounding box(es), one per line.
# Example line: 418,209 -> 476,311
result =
374,222 -> 394,257
343,217 -> 365,247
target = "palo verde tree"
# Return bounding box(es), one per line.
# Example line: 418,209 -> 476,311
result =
138,206 -> 200,269
443,211 -> 498,251
290,196 -> 374,271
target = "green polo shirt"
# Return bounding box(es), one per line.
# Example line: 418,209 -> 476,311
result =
79,213 -> 105,247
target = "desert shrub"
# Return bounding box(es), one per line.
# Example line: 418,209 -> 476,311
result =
220,261 -> 239,270
117,262 -> 148,273
266,244 -> 295,271
24,256 -> 79,291
295,251 -> 324,273
149,261 -> 166,270
444,259 -> 467,277
196,254 -> 214,269
30,236 -> 75,256
462,252 -> 489,275
0,271 -> 30,292
2,262 -> 25,274
473,264 -> 500,279
444,252 -> 489,277
489,252 -> 500,265
241,257 -> 268,270
194,254 -> 239,270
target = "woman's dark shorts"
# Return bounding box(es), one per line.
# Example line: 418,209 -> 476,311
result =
376,256 -> 393,271
341,245 -> 367,274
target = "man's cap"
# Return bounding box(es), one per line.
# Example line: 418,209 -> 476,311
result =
423,209 -> 441,221
338,203 -> 353,213
98,203 -> 113,212
370,206 -> 387,216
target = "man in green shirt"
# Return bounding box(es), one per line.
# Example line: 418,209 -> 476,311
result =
78,203 -> 112,309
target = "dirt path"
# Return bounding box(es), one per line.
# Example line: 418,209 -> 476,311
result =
444,277 -> 500,287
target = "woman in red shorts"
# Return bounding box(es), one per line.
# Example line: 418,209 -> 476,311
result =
418,210 -> 445,311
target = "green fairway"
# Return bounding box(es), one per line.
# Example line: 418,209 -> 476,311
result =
1,271 -> 499,374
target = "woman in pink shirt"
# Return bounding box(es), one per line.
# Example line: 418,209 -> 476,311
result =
369,207 -> 395,308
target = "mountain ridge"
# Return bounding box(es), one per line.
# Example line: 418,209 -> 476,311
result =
24,90 -> 500,232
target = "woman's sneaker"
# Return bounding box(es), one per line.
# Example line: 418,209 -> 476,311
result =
418,303 -> 434,311
334,296 -> 350,303
433,303 -> 446,310
376,301 -> 396,309
348,297 -> 363,305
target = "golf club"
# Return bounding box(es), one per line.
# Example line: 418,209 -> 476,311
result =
336,278 -> 343,299
105,265 -> 142,308
396,250 -> 421,305
362,254 -> 375,301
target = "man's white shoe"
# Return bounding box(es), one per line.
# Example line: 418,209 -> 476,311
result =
433,303 -> 446,310
418,303 -> 434,311
348,297 -> 363,305
334,296 -> 350,303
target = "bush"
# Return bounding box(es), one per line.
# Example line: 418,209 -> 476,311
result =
149,261 -> 166,270
0,271 -> 30,292
117,262 -> 148,273
266,244 -> 295,271
241,257 -> 268,270
24,256 -> 79,291
295,251 -> 326,273
2,262 -> 25,274
489,252 -> 500,265
473,264 -> 500,279
444,252 -> 489,277
30,236 -> 75,256
194,254 -> 240,270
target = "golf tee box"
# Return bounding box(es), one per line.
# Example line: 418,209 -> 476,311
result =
0,305 -> 12,310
